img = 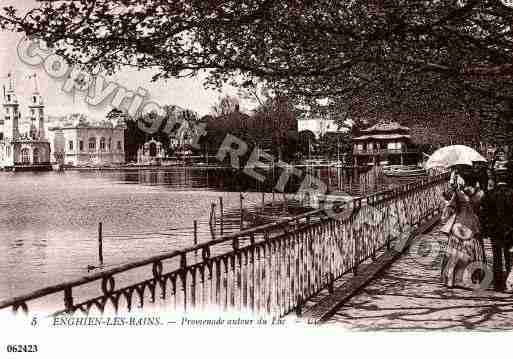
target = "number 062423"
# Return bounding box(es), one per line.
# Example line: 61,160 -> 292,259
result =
6,345 -> 39,353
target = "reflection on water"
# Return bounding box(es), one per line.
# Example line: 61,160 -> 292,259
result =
0,168 -> 265,299
0,166 -> 422,299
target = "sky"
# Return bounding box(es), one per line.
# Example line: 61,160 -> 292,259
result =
0,0 -> 243,120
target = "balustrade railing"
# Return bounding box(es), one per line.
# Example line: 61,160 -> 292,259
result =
0,173 -> 449,318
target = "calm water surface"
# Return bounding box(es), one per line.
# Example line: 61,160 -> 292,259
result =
0,168 -> 265,299
0,166 -> 421,300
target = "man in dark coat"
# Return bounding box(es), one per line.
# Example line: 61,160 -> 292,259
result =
481,166 -> 513,291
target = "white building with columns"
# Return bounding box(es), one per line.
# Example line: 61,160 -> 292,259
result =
48,113 -> 126,167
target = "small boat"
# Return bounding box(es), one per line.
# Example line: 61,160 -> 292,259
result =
383,165 -> 427,177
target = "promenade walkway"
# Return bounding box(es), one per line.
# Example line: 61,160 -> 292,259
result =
324,225 -> 513,330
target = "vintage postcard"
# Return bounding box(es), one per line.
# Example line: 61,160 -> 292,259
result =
1,0 -> 513,358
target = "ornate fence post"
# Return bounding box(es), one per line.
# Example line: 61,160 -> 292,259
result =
98,222 -> 103,265
231,238 -> 240,310
327,273 -> 335,294
352,198 -> 362,276
180,253 -> 187,312
295,294 -> 303,317
64,286 -> 73,314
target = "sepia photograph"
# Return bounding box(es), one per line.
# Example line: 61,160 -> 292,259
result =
1,0 -> 513,357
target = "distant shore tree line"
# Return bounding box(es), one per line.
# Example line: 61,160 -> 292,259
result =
107,93 -> 302,163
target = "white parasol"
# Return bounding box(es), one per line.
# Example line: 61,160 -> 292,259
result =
425,145 -> 487,169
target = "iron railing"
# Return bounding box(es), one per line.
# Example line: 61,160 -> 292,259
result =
0,173 -> 449,317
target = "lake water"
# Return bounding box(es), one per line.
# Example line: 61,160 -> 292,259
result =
0,168 -> 270,300
0,166 -> 421,301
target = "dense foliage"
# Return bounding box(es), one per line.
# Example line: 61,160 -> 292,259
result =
201,95 -> 299,162
2,1 -> 513,142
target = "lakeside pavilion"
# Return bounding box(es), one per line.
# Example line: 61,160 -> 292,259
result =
352,121 -> 420,166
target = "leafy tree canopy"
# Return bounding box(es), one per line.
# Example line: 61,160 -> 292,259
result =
2,1 -> 513,140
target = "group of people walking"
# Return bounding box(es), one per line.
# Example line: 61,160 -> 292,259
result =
440,160 -> 513,292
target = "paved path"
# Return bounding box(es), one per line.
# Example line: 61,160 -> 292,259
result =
326,226 -> 513,330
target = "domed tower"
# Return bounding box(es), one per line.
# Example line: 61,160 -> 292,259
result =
28,74 -> 45,140
2,72 -> 20,141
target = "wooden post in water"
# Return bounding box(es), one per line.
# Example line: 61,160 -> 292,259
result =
209,203 -> 217,240
239,192 -> 244,230
374,165 -> 378,192
98,222 -> 103,265
219,197 -> 224,235
349,167 -> 353,194
193,220 -> 198,245
209,203 -> 216,229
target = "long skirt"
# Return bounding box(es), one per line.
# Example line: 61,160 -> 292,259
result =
441,234 -> 487,289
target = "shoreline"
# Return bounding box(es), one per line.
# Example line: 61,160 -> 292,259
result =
59,163 -> 367,171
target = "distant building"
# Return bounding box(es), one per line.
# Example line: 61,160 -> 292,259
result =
137,138 -> 166,165
0,74 -> 52,170
298,118 -> 347,139
352,121 -> 419,166
169,114 -> 206,151
48,113 -> 125,166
